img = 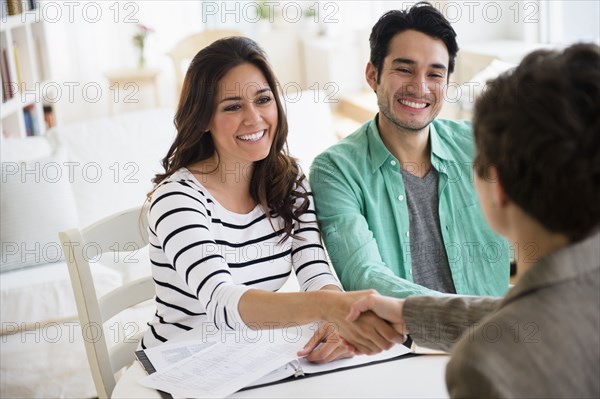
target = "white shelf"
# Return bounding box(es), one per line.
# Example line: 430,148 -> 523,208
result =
1,97 -> 24,116
1,4 -> 52,138
0,10 -> 43,32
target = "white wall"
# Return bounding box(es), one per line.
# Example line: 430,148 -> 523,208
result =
41,0 -> 599,125
44,1 -> 205,124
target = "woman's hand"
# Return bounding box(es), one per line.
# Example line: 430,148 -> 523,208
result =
346,292 -> 408,338
297,323 -> 355,364
319,290 -> 406,355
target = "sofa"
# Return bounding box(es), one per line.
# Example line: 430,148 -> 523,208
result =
0,92 -> 337,397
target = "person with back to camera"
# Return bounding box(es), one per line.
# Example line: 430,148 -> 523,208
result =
141,36 -> 404,363
310,2 -> 510,300
347,43 -> 600,398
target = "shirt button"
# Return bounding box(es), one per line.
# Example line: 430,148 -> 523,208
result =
408,269 -> 412,275
398,195 -> 404,201
390,160 -> 397,166
406,231 -> 410,237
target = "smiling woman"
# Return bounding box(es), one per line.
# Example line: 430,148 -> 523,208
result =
142,36 -> 404,362
205,63 -> 277,177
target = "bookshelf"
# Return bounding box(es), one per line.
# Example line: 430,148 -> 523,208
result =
1,0 -> 55,138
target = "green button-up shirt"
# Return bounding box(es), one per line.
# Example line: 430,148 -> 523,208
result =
309,116 -> 510,298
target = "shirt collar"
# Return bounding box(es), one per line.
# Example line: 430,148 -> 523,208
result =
367,114 -> 453,174
429,122 -> 452,162
367,115 -> 393,173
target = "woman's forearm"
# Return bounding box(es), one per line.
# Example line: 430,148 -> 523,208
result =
237,289 -> 332,329
237,288 -> 405,355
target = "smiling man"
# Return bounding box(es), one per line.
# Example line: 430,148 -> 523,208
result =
310,2 -> 509,298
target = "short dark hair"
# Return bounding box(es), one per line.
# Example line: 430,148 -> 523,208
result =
474,43 -> 600,242
369,2 -> 458,82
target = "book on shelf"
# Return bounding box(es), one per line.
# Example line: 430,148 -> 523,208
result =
13,42 -> 22,88
23,104 -> 39,136
135,324 -> 414,399
1,48 -> 14,101
43,105 -> 55,129
4,0 -> 37,15
6,0 -> 22,15
23,106 -> 33,136
1,52 -> 6,103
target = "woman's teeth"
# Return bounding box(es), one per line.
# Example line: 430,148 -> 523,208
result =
238,130 -> 265,141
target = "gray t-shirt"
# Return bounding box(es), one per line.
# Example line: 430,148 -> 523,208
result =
400,167 -> 456,294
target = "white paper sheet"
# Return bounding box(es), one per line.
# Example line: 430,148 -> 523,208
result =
137,323 -> 412,398
299,342 -> 411,374
138,332 -> 300,398
142,340 -> 217,370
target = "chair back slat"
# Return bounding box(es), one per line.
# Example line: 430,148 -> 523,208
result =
99,277 -> 155,322
109,329 -> 147,373
60,206 -> 153,399
82,207 -> 149,254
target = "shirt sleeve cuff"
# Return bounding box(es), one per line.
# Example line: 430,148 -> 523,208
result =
212,284 -> 255,330
303,273 -> 342,292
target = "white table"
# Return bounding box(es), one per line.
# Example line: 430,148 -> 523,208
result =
113,352 -> 450,398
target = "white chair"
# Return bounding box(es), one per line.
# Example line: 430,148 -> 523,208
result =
167,29 -> 242,96
59,206 -> 155,398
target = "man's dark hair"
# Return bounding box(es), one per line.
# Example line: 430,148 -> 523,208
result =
474,43 -> 600,242
369,2 -> 458,82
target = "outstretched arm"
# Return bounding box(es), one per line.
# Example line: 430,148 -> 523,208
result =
239,288 -> 404,355
347,292 -> 501,353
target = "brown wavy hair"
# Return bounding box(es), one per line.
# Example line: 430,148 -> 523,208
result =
151,36 -> 309,241
473,43 -> 600,242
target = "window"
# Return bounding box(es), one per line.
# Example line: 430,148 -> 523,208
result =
541,0 -> 600,45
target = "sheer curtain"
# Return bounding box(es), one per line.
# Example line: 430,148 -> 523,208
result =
44,1 -> 204,124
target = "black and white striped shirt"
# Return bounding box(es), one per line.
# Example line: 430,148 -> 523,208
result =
142,168 -> 340,348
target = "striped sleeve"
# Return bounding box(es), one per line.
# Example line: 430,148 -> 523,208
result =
148,180 -> 252,330
291,178 -> 342,292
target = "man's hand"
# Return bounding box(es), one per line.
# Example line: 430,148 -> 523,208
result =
346,293 -> 409,338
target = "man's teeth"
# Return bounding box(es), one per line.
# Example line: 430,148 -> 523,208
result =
238,130 -> 265,141
400,99 -> 427,109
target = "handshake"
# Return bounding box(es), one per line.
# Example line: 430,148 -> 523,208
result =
298,290 -> 409,363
